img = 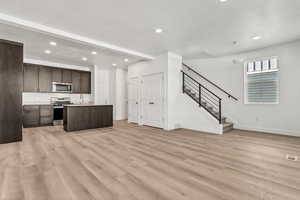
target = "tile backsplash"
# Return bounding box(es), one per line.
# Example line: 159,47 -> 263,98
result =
23,93 -> 93,105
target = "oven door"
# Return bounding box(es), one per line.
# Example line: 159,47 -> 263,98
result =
53,107 -> 64,120
52,82 -> 72,93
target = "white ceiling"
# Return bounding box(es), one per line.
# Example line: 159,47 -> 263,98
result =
0,0 -> 300,62
0,23 -> 144,68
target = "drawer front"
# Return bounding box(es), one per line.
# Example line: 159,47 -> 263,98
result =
40,116 -> 53,126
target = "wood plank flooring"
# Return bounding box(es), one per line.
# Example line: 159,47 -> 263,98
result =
0,121 -> 300,200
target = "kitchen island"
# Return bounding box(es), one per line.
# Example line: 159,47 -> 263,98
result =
63,105 -> 113,132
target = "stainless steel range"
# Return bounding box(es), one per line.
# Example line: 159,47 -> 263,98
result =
50,97 -> 73,125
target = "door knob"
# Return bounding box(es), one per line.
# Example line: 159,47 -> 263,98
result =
149,102 -> 154,105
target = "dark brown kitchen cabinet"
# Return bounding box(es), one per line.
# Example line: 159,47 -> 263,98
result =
23,63 -> 39,92
64,106 -> 90,131
0,39 -> 23,144
23,105 -> 40,128
39,66 -> 52,92
23,63 -> 91,94
72,70 -> 81,93
39,105 -> 53,126
62,69 -> 72,83
64,105 -> 113,132
80,72 -> 91,93
52,68 -> 62,82
90,107 -> 103,129
23,105 -> 53,128
102,106 -> 113,127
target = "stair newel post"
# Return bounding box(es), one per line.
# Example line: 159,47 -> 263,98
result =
182,72 -> 185,93
219,99 -> 222,124
199,84 -> 202,107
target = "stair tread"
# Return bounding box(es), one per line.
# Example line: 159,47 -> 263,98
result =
223,122 -> 233,127
184,87 -> 231,126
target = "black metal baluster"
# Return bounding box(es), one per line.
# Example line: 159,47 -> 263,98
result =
199,84 -> 201,107
219,99 -> 222,124
182,72 -> 185,93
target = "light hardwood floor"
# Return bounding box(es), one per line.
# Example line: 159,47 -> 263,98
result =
0,121 -> 300,200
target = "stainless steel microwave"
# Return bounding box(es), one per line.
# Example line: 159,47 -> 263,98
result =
52,82 -> 72,93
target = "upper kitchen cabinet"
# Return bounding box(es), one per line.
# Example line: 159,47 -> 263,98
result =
62,69 -> 72,83
52,68 -> 62,83
23,63 -> 39,92
72,70 -> 81,93
80,72 -> 91,94
39,66 -> 52,92
23,63 -> 90,94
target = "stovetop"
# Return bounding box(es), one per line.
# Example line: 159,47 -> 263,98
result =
51,97 -> 73,108
52,103 -> 73,108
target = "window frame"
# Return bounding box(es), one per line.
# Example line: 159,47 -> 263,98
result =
244,56 -> 280,105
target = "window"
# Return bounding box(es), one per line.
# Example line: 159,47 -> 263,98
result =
244,57 -> 279,104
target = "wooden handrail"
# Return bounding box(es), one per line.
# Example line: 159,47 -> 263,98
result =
182,63 -> 238,101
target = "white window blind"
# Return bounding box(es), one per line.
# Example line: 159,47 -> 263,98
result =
245,57 -> 279,104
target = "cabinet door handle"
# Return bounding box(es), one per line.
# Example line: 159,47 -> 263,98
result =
149,102 -> 154,105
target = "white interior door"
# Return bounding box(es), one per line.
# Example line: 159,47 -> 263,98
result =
128,77 -> 139,123
142,73 -> 164,128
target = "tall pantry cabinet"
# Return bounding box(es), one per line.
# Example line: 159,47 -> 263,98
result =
0,39 -> 23,144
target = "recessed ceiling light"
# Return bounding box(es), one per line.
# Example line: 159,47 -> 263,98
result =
252,36 -> 262,40
124,58 -> 129,62
155,28 -> 163,33
50,41 -> 57,46
219,0 -> 228,2
45,50 -> 51,54
112,63 -> 117,67
91,51 -> 97,55
82,57 -> 87,61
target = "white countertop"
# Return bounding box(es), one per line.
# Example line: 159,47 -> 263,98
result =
23,103 -> 52,106
64,104 -> 113,107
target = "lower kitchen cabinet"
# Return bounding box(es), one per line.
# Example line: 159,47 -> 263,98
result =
23,106 -> 39,127
23,105 -> 53,128
101,106 -> 113,127
40,105 -> 54,126
40,117 -> 53,126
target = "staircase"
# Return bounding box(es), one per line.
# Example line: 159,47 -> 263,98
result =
182,63 -> 238,133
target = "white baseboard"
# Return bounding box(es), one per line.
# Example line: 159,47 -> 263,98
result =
235,124 -> 300,137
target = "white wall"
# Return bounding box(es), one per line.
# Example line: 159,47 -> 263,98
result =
93,67 -> 110,105
166,52 -> 221,133
186,40 -> 300,136
127,53 -> 221,133
93,66 -> 118,120
115,68 -> 128,120
166,52 -> 182,130
128,54 -> 168,128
